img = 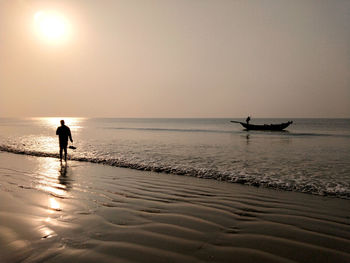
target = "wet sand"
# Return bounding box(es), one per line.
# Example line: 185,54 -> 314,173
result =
0,152 -> 349,263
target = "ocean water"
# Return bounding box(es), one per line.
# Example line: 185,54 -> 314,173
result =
0,118 -> 349,198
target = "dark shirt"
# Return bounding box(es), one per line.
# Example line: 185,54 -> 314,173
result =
56,125 -> 72,147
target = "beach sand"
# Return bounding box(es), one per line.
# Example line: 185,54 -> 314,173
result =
0,152 -> 349,263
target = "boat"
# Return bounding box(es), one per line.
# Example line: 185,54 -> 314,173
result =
230,120 -> 293,131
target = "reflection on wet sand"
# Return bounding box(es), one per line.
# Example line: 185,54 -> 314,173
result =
49,197 -> 61,211
35,158 -> 74,242
36,157 -> 73,198
59,163 -> 73,191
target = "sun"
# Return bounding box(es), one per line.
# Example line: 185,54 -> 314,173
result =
34,11 -> 70,43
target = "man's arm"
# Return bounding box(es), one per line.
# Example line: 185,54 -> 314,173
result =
56,127 -> 60,135
68,128 -> 73,143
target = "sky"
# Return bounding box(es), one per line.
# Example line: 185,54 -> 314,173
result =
0,0 -> 349,118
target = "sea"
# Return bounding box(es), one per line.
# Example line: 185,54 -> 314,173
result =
0,118 -> 349,199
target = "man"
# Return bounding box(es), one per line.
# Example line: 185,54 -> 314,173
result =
56,120 -> 73,162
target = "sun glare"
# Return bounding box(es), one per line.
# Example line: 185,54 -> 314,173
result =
34,11 -> 70,43
34,117 -> 84,130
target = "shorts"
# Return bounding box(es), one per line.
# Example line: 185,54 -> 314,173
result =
59,140 -> 68,149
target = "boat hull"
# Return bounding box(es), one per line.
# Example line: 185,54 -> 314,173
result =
240,121 -> 293,131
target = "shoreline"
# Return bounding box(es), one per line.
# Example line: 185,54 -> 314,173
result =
1,147 -> 349,200
0,151 -> 349,262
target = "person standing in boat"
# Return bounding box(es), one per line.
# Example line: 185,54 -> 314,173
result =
56,120 -> 73,163
246,116 -> 251,124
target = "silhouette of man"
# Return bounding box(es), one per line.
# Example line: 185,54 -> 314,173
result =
56,120 -> 73,162
246,116 -> 251,124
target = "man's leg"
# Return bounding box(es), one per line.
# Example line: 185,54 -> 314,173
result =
59,147 -> 63,162
64,147 -> 68,162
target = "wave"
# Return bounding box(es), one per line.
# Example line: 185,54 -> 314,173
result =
287,132 -> 350,138
103,126 -> 350,138
1,145 -> 349,200
103,127 -> 230,133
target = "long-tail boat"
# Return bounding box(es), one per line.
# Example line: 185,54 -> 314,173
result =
230,120 -> 293,131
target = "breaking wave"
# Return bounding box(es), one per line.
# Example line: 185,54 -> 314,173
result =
1,144 -> 349,200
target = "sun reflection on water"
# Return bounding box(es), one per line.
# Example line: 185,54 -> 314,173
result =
34,136 -> 58,153
17,117 -> 84,156
35,157 -> 73,199
25,119 -> 81,242
49,197 -> 61,211
38,225 -> 56,239
34,157 -> 75,241
32,117 -> 85,130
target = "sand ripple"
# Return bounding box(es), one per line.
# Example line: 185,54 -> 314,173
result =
0,153 -> 349,263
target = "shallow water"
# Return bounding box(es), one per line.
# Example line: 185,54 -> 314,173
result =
0,118 -> 349,198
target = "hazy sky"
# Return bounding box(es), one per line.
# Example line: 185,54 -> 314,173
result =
1,0 -> 349,118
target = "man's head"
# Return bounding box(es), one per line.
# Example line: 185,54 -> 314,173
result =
60,120 -> 65,126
